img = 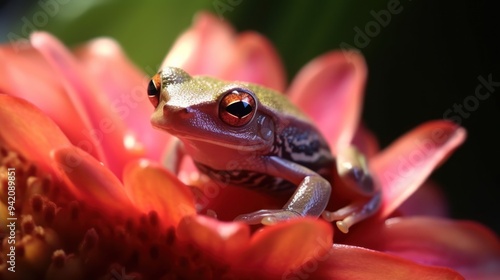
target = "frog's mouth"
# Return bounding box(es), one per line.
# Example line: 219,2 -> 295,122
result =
152,105 -> 273,152
151,120 -> 267,152
178,134 -> 269,152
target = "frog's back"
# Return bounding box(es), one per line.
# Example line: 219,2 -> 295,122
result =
245,83 -> 312,124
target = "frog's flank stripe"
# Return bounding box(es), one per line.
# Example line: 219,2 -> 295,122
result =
275,126 -> 335,180
194,162 -> 295,192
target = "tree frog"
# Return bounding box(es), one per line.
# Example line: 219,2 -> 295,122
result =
147,67 -> 381,233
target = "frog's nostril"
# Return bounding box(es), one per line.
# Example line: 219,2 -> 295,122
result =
161,104 -> 185,117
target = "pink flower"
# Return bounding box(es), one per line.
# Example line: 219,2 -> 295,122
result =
0,11 -> 498,279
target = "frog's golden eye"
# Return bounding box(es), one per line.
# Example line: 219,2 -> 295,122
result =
147,73 -> 162,107
219,90 -> 256,127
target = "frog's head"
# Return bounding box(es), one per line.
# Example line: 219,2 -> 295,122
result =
148,67 -> 275,152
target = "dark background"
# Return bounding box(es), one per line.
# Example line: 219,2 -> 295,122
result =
231,1 -> 500,234
1,0 -> 498,233
229,1 -> 500,233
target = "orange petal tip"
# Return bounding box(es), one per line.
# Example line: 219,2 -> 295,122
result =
123,160 -> 196,228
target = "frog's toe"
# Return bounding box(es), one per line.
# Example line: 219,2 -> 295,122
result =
322,192 -> 381,233
234,209 -> 301,225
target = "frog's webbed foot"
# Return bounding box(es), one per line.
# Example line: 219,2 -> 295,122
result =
234,209 -> 302,226
322,192 -> 381,233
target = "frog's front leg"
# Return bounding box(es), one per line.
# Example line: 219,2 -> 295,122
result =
235,156 -> 331,225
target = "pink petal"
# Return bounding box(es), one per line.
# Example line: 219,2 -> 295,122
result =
0,95 -> 70,173
237,218 -> 333,277
162,12 -> 235,76
0,44 -> 102,160
288,51 -> 367,155
51,146 -> 135,213
345,217 -> 500,280
74,38 -> 172,161
371,120 -> 466,218
307,244 -> 465,280
177,215 -> 250,263
123,160 -> 196,228
219,31 -> 286,92
30,32 -> 144,176
162,12 -> 286,91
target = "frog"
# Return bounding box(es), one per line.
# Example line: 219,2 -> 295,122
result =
147,67 -> 381,233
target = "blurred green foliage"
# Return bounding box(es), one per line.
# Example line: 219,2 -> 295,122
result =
34,0 -> 214,72
14,0 -> 391,77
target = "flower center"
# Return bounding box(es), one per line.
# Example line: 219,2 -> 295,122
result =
0,143 -> 234,279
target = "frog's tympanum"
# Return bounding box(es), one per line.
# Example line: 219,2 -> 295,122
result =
147,67 -> 381,233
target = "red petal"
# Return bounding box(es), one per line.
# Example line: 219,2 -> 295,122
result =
0,44 -> 102,160
177,215 -> 250,263
0,95 -> 70,173
371,120 -> 466,217
51,146 -> 134,212
162,11 -> 235,76
162,12 -> 286,92
237,218 -> 333,277
30,32 -> 143,176
197,180 -> 288,221
123,160 -> 196,228
220,31 -> 286,92
345,217 -> 500,279
307,244 -> 464,280
74,38 -> 172,161
288,51 -> 367,155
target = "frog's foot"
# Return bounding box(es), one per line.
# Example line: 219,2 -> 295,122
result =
322,192 -> 381,234
234,209 -> 302,226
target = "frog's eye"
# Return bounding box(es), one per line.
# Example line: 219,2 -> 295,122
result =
219,90 -> 256,127
147,73 -> 162,107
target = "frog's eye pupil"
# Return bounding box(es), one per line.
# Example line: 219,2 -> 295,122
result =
219,89 -> 257,127
226,101 -> 253,118
148,80 -> 159,97
148,73 -> 162,107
